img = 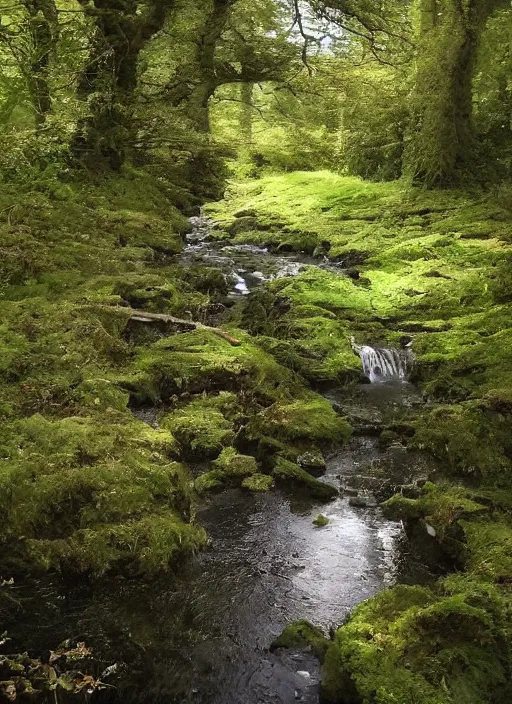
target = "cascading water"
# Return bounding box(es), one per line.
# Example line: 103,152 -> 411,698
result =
351,337 -> 413,383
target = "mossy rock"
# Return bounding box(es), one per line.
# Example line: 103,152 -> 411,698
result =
212,447 -> 258,480
195,471 -> 224,493
412,402 -> 512,483
271,620 -> 329,660
0,413 -> 205,576
273,457 -> 337,501
161,397 -> 236,460
248,396 -> 351,446
313,514 -> 329,527
196,448 -> 259,493
297,450 -> 327,477
241,473 -> 274,492
321,581 -> 512,704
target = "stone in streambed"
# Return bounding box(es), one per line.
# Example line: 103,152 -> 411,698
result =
349,496 -> 378,509
196,448 -> 259,493
313,514 -> 329,527
273,457 -> 337,501
270,620 -> 329,660
297,450 -> 326,476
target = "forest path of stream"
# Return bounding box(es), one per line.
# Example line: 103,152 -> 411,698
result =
7,217 -> 433,704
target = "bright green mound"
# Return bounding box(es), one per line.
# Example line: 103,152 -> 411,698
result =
0,412 -> 205,576
322,581 -> 512,704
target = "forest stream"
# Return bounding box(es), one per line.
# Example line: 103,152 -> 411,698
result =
4,216 -> 438,704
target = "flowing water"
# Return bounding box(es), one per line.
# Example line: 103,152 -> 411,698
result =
3,215 -> 432,704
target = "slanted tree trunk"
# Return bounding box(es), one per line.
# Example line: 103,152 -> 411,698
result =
406,0 -> 508,187
72,0 -> 174,169
22,0 -> 58,127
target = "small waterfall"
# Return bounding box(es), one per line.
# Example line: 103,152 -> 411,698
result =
351,338 -> 413,383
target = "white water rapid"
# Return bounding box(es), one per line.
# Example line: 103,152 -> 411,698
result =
351,338 -> 413,383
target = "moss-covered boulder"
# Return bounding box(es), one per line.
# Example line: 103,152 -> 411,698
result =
321,582 -> 512,704
297,450 -> 327,476
273,457 -> 337,501
161,395 -> 238,459
271,620 -> 329,660
0,413 -> 206,576
212,446 -> 258,479
195,448 -> 259,493
241,473 -> 274,492
248,395 -> 351,447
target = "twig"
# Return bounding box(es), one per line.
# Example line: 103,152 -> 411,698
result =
126,309 -> 241,346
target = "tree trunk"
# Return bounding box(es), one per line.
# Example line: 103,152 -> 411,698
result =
165,0 -> 232,132
406,0 -> 506,187
240,81 -> 254,144
22,0 -> 58,127
72,0 -> 174,169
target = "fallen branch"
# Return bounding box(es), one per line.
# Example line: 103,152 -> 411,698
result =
127,309 -> 241,347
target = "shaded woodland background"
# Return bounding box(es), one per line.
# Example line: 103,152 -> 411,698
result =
0,0 -> 510,193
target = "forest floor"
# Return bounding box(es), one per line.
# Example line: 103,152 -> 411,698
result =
1,168 -> 512,703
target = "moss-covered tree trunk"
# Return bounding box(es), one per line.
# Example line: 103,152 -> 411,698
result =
22,0 -> 58,128
165,0 -> 233,132
240,81 -> 254,144
72,0 -> 173,169
406,0 -> 507,187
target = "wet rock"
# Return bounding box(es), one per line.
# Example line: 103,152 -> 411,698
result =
342,486 -> 359,496
349,496 -> 378,508
313,514 -> 329,527
273,457 -> 338,501
270,620 -> 329,659
297,451 -> 326,477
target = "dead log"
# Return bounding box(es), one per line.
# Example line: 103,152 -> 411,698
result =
127,309 -> 241,347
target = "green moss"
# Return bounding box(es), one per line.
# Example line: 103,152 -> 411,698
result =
241,473 -> 274,492
212,446 -> 258,479
0,169 -> 223,578
321,582 -> 512,704
161,397 -> 237,460
272,457 -> 337,501
195,448 -> 259,493
247,395 -> 351,446
383,483 -> 487,545
271,620 -> 329,660
313,514 -> 329,527
195,471 -> 224,493
412,402 -> 512,482
0,412 -> 207,576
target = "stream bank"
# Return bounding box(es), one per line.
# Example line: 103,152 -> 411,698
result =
2,179 -> 435,704
206,172 -> 512,704
2,170 -> 512,704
